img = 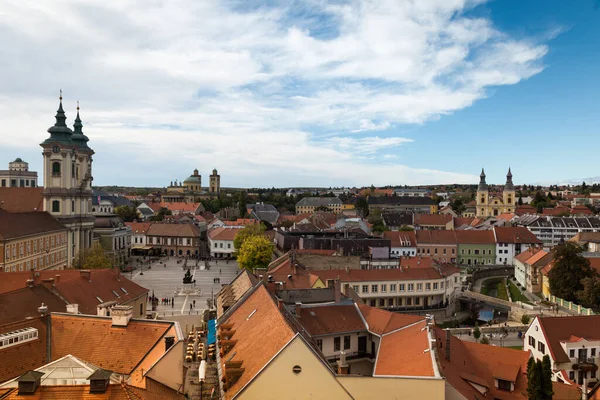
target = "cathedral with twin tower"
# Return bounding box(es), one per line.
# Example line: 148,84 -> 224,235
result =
40,93 -> 95,266
475,168 -> 516,218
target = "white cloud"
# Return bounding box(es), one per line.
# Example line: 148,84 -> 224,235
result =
0,0 -> 553,187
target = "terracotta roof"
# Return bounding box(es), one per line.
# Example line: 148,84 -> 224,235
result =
50,314 -> 173,374
297,304 -> 366,336
159,202 -> 201,213
374,320 -> 435,377
0,187 -> 44,213
52,269 -> 149,315
383,231 -> 416,247
0,270 -> 85,295
454,230 -> 496,245
267,259 -> 321,289
145,223 -> 200,237
514,247 -> 545,264
222,219 -> 257,226
493,226 -> 542,244
434,327 -> 529,399
453,217 -> 475,227
496,213 -> 516,221
208,226 -> 244,241
0,317 -> 48,383
537,315 -> 600,363
315,264 -> 457,284
543,206 -> 570,216
216,269 -> 258,319
125,222 -> 152,234
356,303 -> 424,335
415,230 -> 457,245
0,285 -> 67,325
295,249 -> 337,256
414,213 -> 452,226
0,210 -> 66,240
220,285 -> 295,399
587,258 -> 600,274
571,205 -> 594,215
515,204 -> 537,216
570,232 -> 600,244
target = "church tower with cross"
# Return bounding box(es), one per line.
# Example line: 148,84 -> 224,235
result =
475,168 -> 516,218
40,92 -> 95,266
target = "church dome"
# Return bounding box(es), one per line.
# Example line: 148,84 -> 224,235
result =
13,158 -> 23,163
184,169 -> 201,184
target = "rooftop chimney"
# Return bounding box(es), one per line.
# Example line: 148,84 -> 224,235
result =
88,369 -> 112,393
26,279 -> 34,288
337,351 -> 349,375
17,371 -> 44,395
110,305 -> 133,327
445,328 -> 451,361
37,303 -> 48,316
80,270 -> 91,281
54,274 -> 60,284
164,336 -> 175,352
295,302 -> 302,317
334,280 -> 341,303
66,304 -> 79,314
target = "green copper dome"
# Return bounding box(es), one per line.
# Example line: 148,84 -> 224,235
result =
71,107 -> 92,151
184,169 -> 201,183
41,96 -> 74,147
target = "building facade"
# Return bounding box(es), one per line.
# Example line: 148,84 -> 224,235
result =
493,226 -> 542,265
476,168 -> 516,218
40,96 -> 95,266
0,158 -> 38,188
455,230 -> 496,266
208,227 -> 242,258
145,223 -> 201,256
368,196 -> 437,214
0,210 -> 68,272
296,197 -> 343,214
514,215 -> 600,247
94,216 -> 132,268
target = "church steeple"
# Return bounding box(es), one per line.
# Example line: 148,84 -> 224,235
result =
71,101 -> 91,151
43,90 -> 74,146
505,167 -> 514,191
478,168 -> 488,191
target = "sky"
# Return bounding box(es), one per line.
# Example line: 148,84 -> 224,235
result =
0,0 -> 599,188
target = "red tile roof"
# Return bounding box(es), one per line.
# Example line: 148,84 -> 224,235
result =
415,230 -> 457,245
571,205 -> 594,215
220,285 -> 295,399
0,317 -> 48,382
146,223 -> 200,237
515,204 -> 537,216
297,304 -> 365,336
453,217 -> 475,227
267,258 -> 321,289
52,269 -> 149,315
51,314 -> 174,374
0,210 -> 66,240
414,213 -> 452,227
125,222 -> 152,234
159,202 -> 201,213
222,219 -> 257,226
542,206 -> 570,216
493,226 -> 542,244
537,315 -> 600,363
208,226 -> 244,241
0,187 -> 44,212
356,303 -> 424,335
514,247 -> 545,264
0,285 -> 67,325
374,320 -> 435,377
314,264 -> 458,283
0,270 -> 85,295
383,230 -> 416,247
454,230 -> 496,245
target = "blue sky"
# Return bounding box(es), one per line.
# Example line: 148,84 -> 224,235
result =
0,0 -> 598,188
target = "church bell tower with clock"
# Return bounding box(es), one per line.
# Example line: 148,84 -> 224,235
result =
40,92 -> 95,267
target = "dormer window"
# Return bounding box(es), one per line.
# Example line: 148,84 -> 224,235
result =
497,379 -> 512,391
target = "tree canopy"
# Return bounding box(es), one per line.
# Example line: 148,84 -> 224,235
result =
73,243 -> 112,270
151,207 -> 172,221
237,235 -> 273,272
233,223 -> 267,253
548,242 -> 594,301
527,356 -> 553,400
115,205 -> 137,222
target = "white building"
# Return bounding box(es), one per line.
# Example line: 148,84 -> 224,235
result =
0,158 -> 38,188
208,226 -> 242,258
514,215 -> 600,247
524,315 -> 600,388
383,231 -> 417,258
40,95 -> 95,266
126,222 -> 152,253
393,188 -> 429,197
493,226 -> 542,265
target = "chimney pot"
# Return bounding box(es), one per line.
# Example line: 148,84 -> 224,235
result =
295,302 -> 302,317
66,304 -> 79,314
80,270 -> 91,281
54,275 -> 60,284
26,279 -> 34,288
110,305 -> 133,327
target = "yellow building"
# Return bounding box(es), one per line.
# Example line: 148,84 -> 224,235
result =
476,168 -> 516,218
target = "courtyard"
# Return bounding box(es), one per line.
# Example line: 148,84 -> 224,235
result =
130,255 -> 241,317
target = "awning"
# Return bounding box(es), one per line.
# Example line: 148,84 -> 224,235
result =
207,319 -> 217,345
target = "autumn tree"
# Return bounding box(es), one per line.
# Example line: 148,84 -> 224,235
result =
115,205 -> 137,222
233,223 -> 267,253
576,276 -> 600,309
548,242 -> 594,301
473,324 -> 481,342
237,235 -> 273,272
73,243 -> 112,270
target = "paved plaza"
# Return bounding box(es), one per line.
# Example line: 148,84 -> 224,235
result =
131,256 -> 241,318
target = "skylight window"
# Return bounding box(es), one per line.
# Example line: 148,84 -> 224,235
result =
247,309 -> 257,320
96,296 -> 103,303
112,290 -> 120,298
121,287 -> 129,294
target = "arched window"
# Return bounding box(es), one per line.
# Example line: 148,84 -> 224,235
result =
480,197 -> 484,203
508,197 -> 512,204
52,200 -> 60,213
52,162 -> 61,176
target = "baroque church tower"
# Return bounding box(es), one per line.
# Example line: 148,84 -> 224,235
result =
476,168 -> 516,218
40,93 -> 95,266
209,168 -> 220,193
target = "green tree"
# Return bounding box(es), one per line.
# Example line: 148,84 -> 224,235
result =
233,223 -> 267,253
576,275 -> 600,308
237,235 -> 273,272
451,198 -> 466,214
548,242 -> 594,301
521,314 -> 531,325
399,225 -> 414,231
151,207 -> 172,221
355,196 -> 369,217
518,196 -> 523,206
527,359 -> 542,400
541,355 -> 554,400
114,205 -> 138,222
473,324 -> 481,342
73,243 -> 112,270
238,191 -> 248,218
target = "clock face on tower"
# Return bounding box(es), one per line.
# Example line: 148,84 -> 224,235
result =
52,145 -> 60,154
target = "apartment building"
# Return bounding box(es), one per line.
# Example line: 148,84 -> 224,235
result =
493,226 -> 542,265
415,230 -> 457,263
0,210 -> 67,273
514,215 -> 600,247
145,223 -> 201,256
368,196 -> 437,214
295,197 -> 343,214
